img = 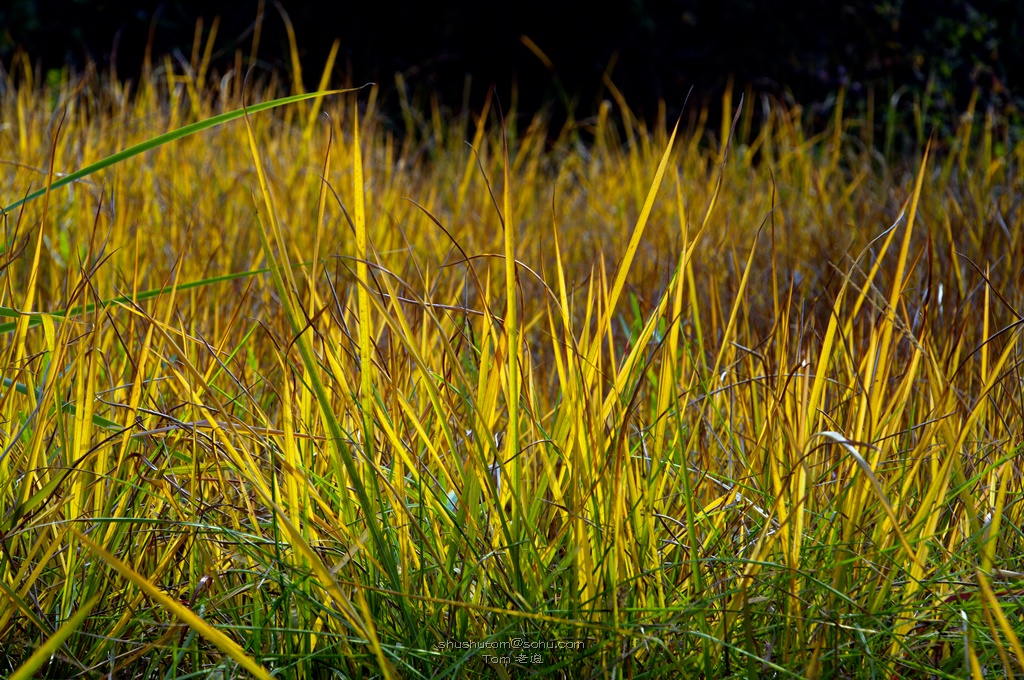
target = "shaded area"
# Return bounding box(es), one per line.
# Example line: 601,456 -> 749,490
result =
1,1 -> 1021,135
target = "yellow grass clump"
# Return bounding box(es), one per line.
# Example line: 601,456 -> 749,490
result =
1,53 -> 1023,678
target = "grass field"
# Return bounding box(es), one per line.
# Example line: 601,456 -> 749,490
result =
2,52 -> 1024,678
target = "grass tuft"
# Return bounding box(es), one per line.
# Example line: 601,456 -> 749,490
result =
1,62 -> 1023,677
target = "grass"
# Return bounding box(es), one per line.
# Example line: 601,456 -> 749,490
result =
1,49 -> 1024,678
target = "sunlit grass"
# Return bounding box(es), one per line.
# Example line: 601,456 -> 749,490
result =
1,50 -> 1023,678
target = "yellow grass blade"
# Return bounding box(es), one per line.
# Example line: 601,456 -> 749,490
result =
501,114 -> 521,514
353,103 -> 376,446
605,118 -> 680,321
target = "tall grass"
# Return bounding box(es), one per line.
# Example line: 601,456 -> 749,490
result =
1,53 -> 1023,678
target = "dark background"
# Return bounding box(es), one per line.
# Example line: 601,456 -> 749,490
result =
1,1 -> 1020,140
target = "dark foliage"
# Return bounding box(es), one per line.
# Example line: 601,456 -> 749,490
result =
1,0 -> 1019,136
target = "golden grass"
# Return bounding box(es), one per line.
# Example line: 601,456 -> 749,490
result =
1,54 -> 1023,677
